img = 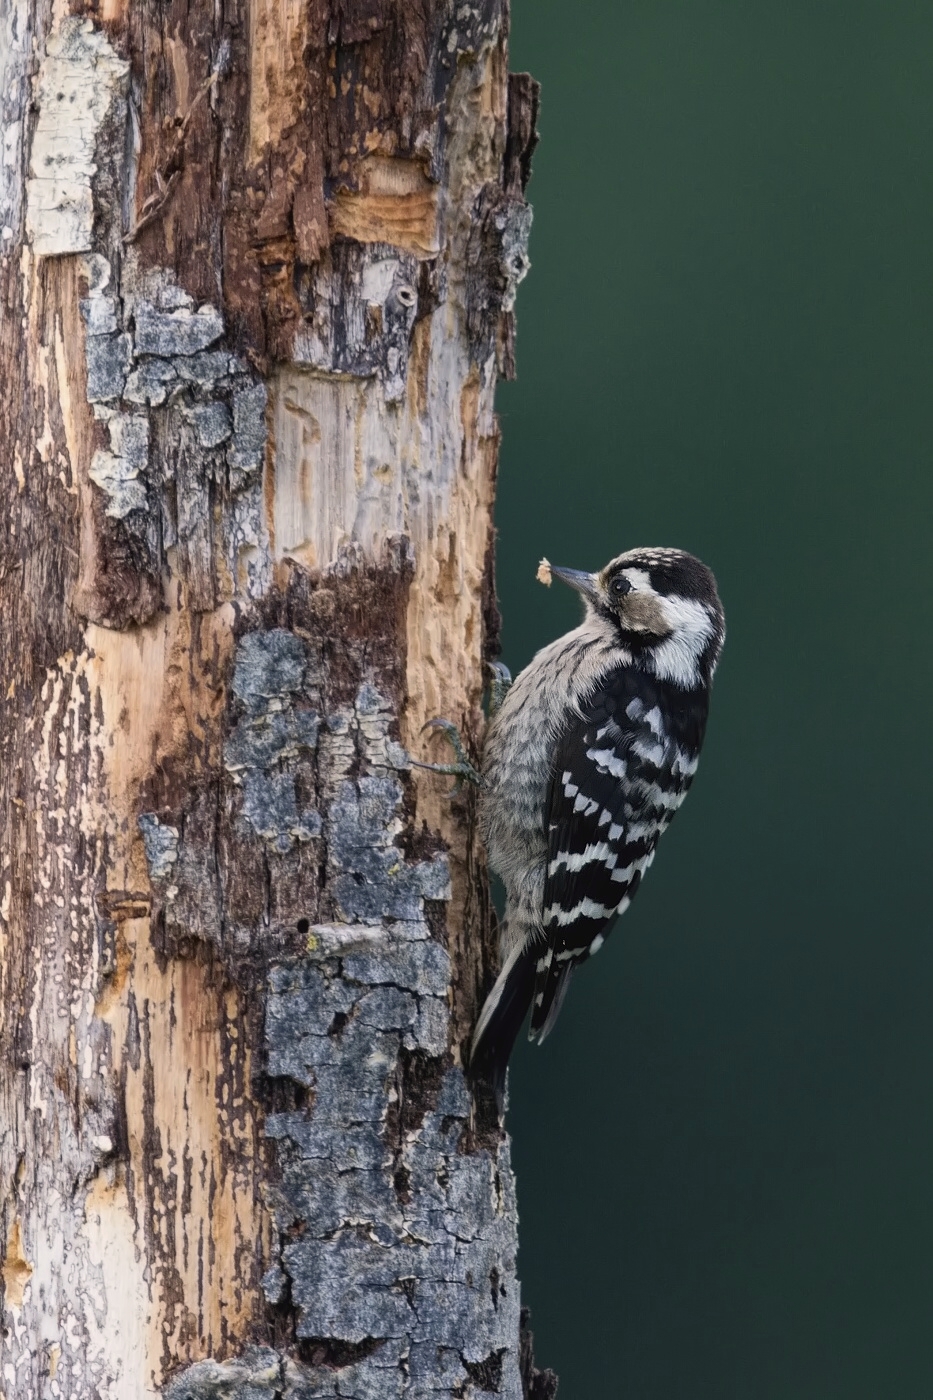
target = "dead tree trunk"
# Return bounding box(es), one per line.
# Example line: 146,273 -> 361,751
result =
0,3 -> 551,1395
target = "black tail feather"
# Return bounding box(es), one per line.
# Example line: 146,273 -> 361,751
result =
469,943 -> 537,1112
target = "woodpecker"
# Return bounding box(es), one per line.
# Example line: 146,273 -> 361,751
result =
463,547 -> 725,1105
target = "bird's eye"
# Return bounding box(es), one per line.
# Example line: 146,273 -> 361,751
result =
609,575 -> 632,598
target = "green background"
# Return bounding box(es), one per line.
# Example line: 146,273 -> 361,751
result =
498,2 -> 933,1395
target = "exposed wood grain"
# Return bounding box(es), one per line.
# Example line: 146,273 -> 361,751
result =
329,156 -> 439,256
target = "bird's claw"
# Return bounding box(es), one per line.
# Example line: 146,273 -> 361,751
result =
396,663 -> 512,794
410,718 -> 483,794
486,661 -> 512,716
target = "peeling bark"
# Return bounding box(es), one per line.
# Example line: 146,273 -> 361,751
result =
0,0 -> 553,1396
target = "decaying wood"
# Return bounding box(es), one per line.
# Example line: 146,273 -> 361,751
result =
0,0 -> 556,1396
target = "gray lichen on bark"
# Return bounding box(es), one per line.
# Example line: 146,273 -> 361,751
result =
265,899 -> 521,1394
77,263 -> 272,621
150,626 -> 522,1398
224,630 -> 322,851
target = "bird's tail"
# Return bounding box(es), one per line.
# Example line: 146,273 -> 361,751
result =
469,940 -> 537,1112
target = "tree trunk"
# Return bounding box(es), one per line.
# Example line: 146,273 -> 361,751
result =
0,3 -> 554,1396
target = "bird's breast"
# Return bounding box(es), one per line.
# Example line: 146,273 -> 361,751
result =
479,625 -> 622,883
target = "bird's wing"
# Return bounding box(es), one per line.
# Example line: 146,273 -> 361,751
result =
530,674 -> 702,1040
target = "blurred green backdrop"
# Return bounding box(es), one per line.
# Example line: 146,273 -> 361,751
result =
498,2 -> 933,1395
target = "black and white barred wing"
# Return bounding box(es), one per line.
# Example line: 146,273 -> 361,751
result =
529,688 -> 699,1040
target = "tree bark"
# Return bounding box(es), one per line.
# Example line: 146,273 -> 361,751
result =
0,3 -> 555,1396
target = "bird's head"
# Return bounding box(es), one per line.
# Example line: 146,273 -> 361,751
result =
549,547 -> 725,688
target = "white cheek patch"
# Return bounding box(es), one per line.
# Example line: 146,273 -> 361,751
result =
651,595 -> 715,688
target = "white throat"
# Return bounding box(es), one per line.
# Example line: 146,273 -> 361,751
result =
649,595 -> 715,688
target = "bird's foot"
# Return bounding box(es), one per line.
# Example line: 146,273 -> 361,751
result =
397,666 -> 509,794
410,718 -> 483,794
487,661 -> 512,716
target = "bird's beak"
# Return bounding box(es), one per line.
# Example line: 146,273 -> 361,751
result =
549,566 -> 602,605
